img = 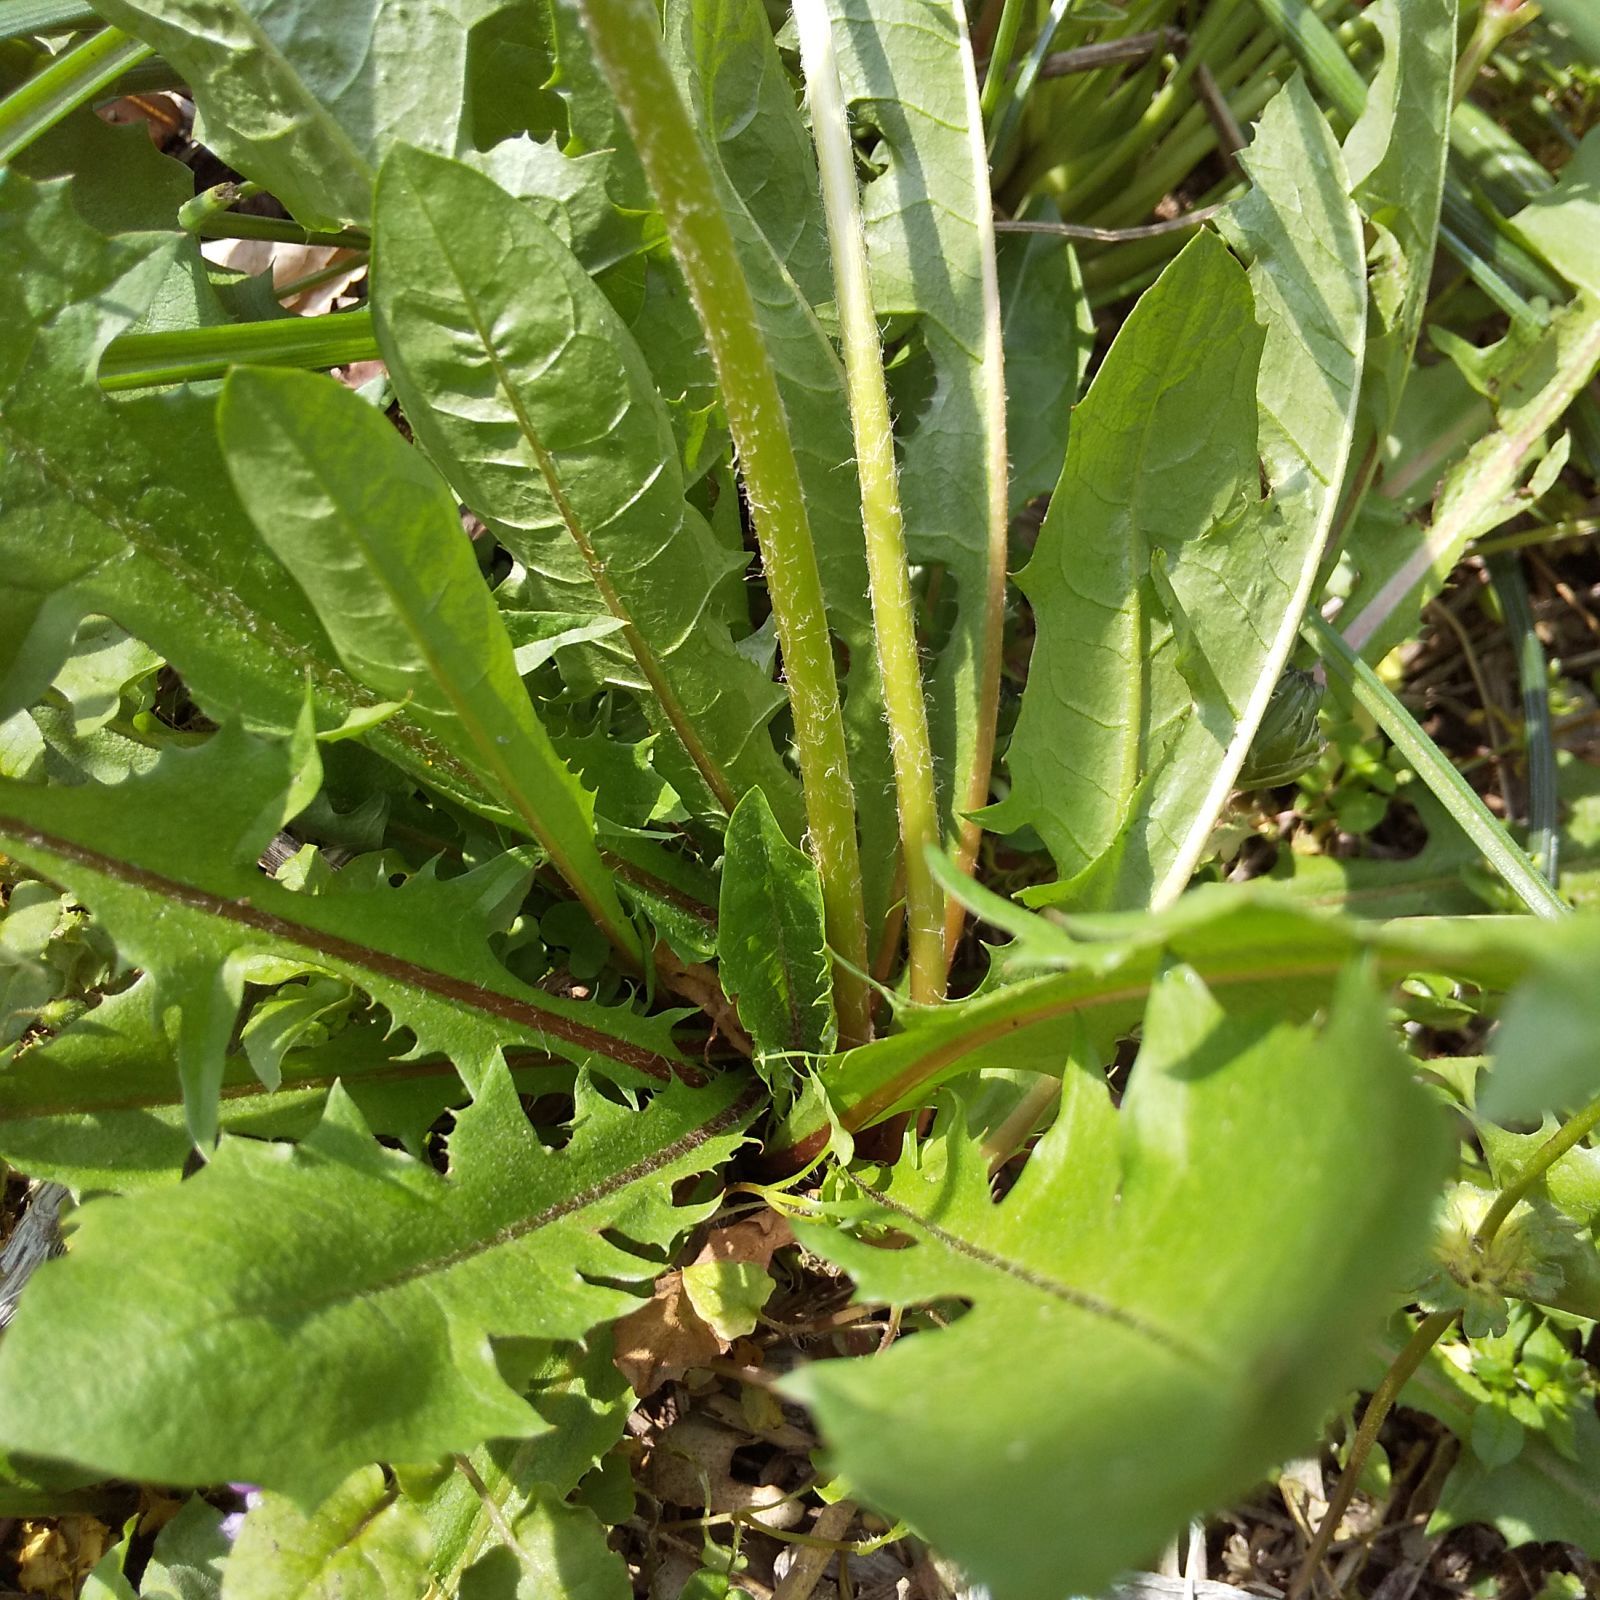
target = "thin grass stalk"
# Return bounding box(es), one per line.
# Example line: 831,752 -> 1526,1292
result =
1031,0 -> 1252,216
978,0 -> 1030,127
1307,614 -> 1568,919
987,0 -> 1074,164
795,0 -> 945,1006
1487,553 -> 1560,881
572,0 -> 872,1046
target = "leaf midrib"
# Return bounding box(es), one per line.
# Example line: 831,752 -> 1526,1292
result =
0,816 -> 688,1083
212,1081 -> 761,1321
406,179 -> 741,817
0,1048 -> 564,1123
841,1165 -> 1213,1367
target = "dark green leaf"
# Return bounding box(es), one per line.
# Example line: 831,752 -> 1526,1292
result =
717,788 -> 833,1071
0,1070 -> 752,1499
0,978 -> 572,1193
0,721 -> 690,1142
218,365 -> 636,962
0,172 -> 507,831
371,147 -> 799,833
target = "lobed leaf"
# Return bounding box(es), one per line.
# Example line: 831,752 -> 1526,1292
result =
786,968 -> 1448,1600
0,978 -> 569,1194
0,1068 -> 753,1501
0,721 -> 689,1143
790,882 -> 1600,1144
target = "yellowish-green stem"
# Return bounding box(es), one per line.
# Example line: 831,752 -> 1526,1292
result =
574,0 -> 872,1046
795,0 -> 945,1007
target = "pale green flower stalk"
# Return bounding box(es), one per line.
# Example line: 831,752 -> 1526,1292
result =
794,0 -> 946,1006
573,0 -> 872,1045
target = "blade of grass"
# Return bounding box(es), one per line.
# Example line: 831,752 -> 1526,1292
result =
0,24 -> 151,164
1306,613 -> 1568,920
987,0 -> 1083,164
978,0 -> 1031,129
572,0 -> 871,1046
795,0 -> 943,1004
1487,552 -> 1559,882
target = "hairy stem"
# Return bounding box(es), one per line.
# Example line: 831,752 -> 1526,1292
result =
573,0 -> 871,1046
796,0 -> 945,1005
